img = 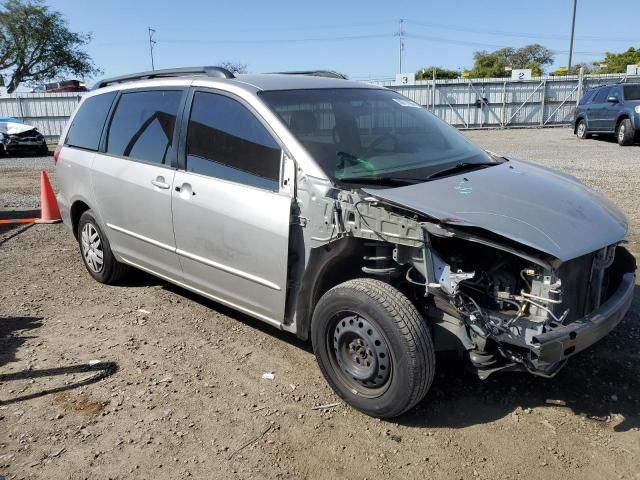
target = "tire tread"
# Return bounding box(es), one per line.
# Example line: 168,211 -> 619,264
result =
317,278 -> 435,417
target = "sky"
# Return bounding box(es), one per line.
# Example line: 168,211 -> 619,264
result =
48,0 -> 639,83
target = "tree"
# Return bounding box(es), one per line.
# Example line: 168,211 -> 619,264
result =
415,66 -> 459,80
0,0 -> 99,93
216,61 -> 247,74
593,47 -> 640,74
471,44 -> 554,78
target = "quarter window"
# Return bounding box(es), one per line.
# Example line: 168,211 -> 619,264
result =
106,90 -> 182,164
65,91 -> 117,151
579,89 -> 597,105
186,91 -> 281,190
592,87 -> 611,104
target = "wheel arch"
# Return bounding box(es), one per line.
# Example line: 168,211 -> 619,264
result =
616,114 -> 630,130
70,199 -> 92,239
293,237 -> 373,342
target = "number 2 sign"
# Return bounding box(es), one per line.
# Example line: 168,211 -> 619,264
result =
511,69 -> 532,81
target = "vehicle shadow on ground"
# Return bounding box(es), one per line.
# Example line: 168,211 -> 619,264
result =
400,285 -> 640,433
138,277 -> 639,432
160,283 -> 312,351
0,315 -> 42,367
588,134 -> 640,146
0,362 -> 118,406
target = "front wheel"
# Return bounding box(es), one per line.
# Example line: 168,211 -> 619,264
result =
311,278 -> 435,418
617,118 -> 635,146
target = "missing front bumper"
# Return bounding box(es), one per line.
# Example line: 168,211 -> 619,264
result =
530,271 -> 635,364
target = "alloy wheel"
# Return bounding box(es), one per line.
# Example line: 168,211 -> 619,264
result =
81,222 -> 104,273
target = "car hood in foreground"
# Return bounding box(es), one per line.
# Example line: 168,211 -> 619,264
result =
364,159 -> 628,262
0,121 -> 37,135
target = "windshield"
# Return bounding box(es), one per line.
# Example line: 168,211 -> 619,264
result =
623,85 -> 640,101
259,88 -> 493,185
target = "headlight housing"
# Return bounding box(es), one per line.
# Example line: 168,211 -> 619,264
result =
634,105 -> 640,114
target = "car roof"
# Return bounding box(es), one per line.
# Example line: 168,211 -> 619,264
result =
91,67 -> 382,95
233,73 -> 376,91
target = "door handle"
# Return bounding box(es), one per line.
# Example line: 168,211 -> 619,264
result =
151,177 -> 170,189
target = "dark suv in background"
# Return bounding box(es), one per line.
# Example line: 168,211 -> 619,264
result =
574,83 -> 640,146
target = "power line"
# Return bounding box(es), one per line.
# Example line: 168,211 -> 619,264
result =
158,20 -> 393,34
406,19 -> 638,43
157,33 -> 393,45
406,33 -> 606,55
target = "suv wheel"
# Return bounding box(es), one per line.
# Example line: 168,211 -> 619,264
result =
311,278 -> 435,418
77,210 -> 129,284
576,120 -> 589,139
616,119 -> 635,146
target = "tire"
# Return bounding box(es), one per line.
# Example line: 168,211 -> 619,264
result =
311,278 -> 435,418
77,210 -> 129,284
576,119 -> 590,139
616,118 -> 635,146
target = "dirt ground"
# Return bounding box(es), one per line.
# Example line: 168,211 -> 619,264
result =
1,128 -> 639,480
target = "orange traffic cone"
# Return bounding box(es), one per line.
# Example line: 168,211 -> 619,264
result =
35,171 -> 61,224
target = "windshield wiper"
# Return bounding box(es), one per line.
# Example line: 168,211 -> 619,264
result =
426,161 -> 499,180
337,175 -> 425,186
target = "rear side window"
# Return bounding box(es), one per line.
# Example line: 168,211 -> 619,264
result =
186,91 -> 281,190
65,91 -> 117,150
579,89 -> 597,105
106,90 -> 183,164
592,87 -> 611,104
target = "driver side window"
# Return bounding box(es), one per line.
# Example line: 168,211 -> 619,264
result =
186,91 -> 282,191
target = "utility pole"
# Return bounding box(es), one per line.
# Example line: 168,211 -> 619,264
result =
396,18 -> 405,74
148,27 -> 156,71
568,0 -> 577,71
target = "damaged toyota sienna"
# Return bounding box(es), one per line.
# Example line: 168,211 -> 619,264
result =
55,67 -> 636,418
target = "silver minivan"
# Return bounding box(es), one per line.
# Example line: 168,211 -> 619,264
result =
56,67 -> 635,418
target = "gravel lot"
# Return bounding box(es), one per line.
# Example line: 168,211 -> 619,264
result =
1,128 -> 639,480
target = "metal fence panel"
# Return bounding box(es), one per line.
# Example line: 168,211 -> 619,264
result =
0,72 -> 639,143
370,72 -> 640,129
0,92 -> 83,141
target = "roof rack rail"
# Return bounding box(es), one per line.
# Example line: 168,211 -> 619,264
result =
92,66 -> 235,89
270,70 -> 347,79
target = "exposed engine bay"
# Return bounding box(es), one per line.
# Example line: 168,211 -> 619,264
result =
293,185 -> 636,379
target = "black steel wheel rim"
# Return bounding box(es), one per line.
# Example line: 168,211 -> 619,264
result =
327,312 -> 392,398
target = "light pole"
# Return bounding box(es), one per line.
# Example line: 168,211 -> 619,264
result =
396,18 -> 405,74
148,27 -> 156,71
568,0 -> 577,71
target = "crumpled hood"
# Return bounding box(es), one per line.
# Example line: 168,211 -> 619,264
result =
364,158 -> 628,262
0,121 -> 36,135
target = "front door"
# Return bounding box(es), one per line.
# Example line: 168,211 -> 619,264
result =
171,90 -> 292,325
602,86 -> 621,132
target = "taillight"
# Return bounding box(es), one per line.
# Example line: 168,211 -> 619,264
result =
53,145 -> 62,165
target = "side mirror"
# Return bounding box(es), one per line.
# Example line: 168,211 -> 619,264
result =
607,96 -> 619,103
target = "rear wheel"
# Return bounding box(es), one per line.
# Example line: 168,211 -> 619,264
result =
576,120 -> 589,139
311,278 -> 435,418
77,210 -> 129,284
617,118 -> 635,146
